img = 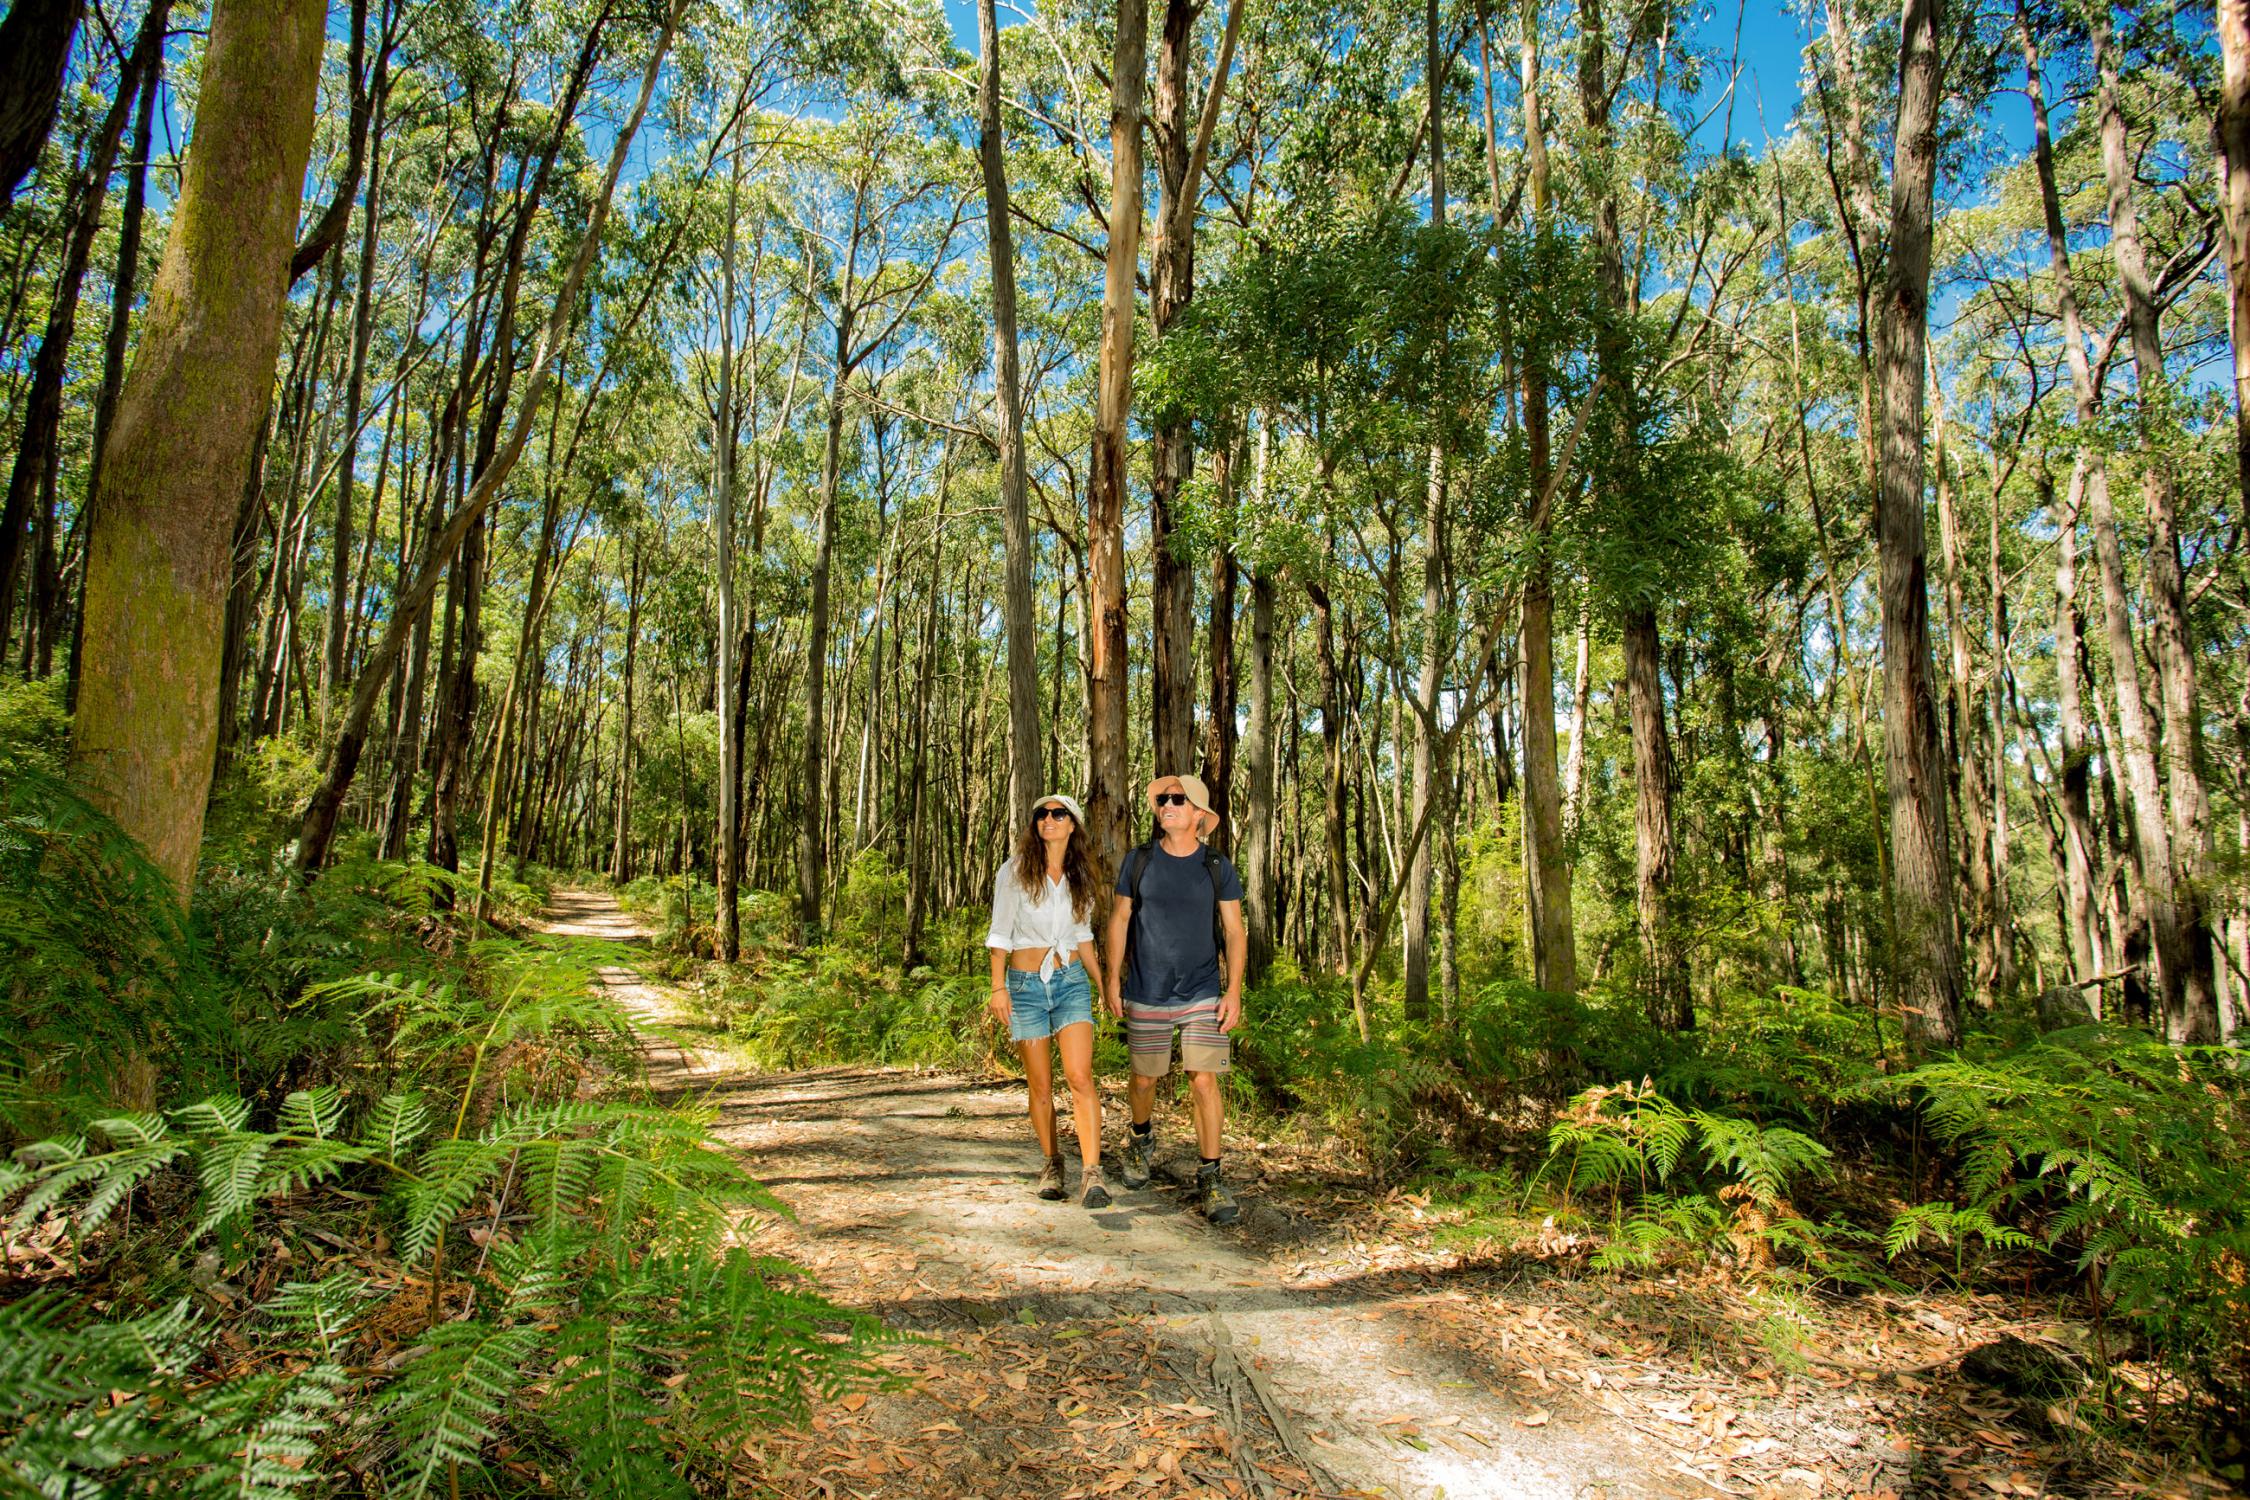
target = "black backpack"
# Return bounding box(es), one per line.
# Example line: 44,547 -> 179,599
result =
1122,837 -> 1227,968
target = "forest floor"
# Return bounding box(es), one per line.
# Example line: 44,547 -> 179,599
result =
541,890 -> 2219,1500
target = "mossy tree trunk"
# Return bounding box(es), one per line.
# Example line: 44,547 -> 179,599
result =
68,0 -> 326,901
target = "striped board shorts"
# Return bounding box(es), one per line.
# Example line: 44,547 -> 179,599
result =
1124,996 -> 1230,1078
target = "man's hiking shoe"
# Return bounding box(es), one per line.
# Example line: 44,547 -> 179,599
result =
1080,1164 -> 1112,1210
1037,1155 -> 1067,1200
1121,1129 -> 1153,1189
1196,1163 -> 1239,1225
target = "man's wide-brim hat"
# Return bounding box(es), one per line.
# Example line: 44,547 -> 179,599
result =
1146,773 -> 1219,838
1034,792 -> 1088,828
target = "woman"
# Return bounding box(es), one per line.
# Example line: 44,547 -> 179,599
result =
986,793 -> 1114,1208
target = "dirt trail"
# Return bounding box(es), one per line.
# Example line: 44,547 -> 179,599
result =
544,889 -> 1693,1500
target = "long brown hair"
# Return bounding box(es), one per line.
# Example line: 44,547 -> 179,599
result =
1014,806 -> 1101,923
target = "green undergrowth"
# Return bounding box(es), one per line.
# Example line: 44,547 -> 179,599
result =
609,872 -> 2249,1458
1,757 -> 890,1496
615,854 -> 1137,1079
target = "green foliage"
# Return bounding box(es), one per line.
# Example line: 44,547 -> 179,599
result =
0,674 -> 71,775
1870,1027 -> 2250,1409
0,760 -> 202,1112
1,791 -> 889,1495
4,1029 -> 883,1495
1453,978 -> 1671,1098
1233,975 -> 1451,1175
711,932 -> 1014,1075
1539,1079 -> 1846,1280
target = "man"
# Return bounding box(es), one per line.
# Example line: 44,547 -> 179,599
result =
1104,772 -> 1247,1223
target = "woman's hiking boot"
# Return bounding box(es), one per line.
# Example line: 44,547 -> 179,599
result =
1079,1163 -> 1112,1209
1121,1127 -> 1153,1189
1036,1154 -> 1067,1200
1195,1161 -> 1239,1225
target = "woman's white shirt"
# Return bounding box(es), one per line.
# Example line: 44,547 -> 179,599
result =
986,862 -> 1095,981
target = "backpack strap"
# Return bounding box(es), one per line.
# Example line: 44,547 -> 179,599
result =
1123,840 -> 1156,969
1202,845 -> 1225,952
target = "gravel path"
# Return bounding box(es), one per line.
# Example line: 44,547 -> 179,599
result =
544,888 -> 1693,1500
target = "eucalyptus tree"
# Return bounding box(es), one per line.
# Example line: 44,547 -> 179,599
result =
0,1 -> 167,672
68,0 -> 326,903
780,109 -> 970,938
1146,0 -> 1246,779
1575,0 -> 1683,1028
0,0 -> 83,209
296,1 -> 684,874
2226,0 -> 2250,511
1086,0 -> 1150,875
974,0 -> 1045,828
1513,0 -> 1577,997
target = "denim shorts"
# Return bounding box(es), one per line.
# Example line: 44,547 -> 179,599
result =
1006,961 -> 1095,1042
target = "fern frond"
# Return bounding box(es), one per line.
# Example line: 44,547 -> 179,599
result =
380,1320 -> 547,1500
359,1093 -> 430,1158
396,1139 -> 514,1263
260,1275 -> 372,1355
175,1098 -> 252,1135
275,1088 -> 346,1140
544,1308 -> 687,1500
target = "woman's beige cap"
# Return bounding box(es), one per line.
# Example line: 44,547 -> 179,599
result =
1034,792 -> 1088,827
1145,772 -> 1219,837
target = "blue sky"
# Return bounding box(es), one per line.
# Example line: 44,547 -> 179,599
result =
937,0 -> 1818,156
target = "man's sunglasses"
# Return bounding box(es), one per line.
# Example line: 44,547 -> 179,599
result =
1033,806 -> 1075,823
1154,792 -> 1190,807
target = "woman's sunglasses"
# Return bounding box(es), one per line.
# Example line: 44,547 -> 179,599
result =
1154,792 -> 1190,807
1033,806 -> 1075,823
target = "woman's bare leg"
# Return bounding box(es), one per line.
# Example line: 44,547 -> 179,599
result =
1054,1021 -> 1102,1169
1019,1037 -> 1059,1157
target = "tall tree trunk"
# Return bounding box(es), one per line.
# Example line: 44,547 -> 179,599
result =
87,1 -> 173,510
2222,0 -> 2250,520
902,526 -> 945,969
1931,385 -> 1996,998
1086,0 -> 1151,873
2022,0 -> 2199,1036
1202,526 -> 1238,854
1561,598 -> 1591,838
0,6 -> 163,660
1623,609 -> 1682,1026
610,535 -> 643,884
1306,572 -> 1355,1023
1149,0 -> 1197,777
799,327 -> 852,939
2094,15 -> 2219,1045
2019,12 -> 2113,1015
1517,0 -> 1576,993
978,0 -> 1044,825
712,141 -> 745,961
425,514 -> 484,878
68,0 -> 325,900
1874,0 -> 1962,1051
0,0 -> 84,208
1243,551 -> 1277,984
1403,0 -> 1448,1022
325,6 -> 392,702
1579,0 -> 1680,1026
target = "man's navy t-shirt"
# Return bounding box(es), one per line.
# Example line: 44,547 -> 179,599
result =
1115,841 -> 1244,1005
